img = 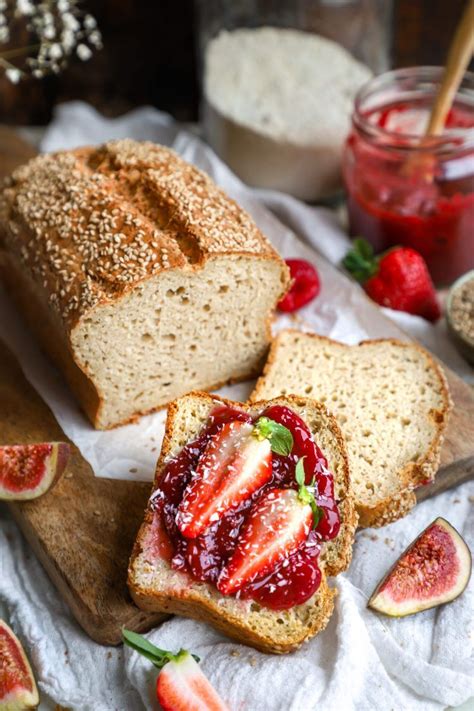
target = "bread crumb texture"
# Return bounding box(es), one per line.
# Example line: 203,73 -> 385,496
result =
252,331 -> 452,527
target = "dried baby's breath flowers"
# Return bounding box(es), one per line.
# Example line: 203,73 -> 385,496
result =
0,0 -> 101,82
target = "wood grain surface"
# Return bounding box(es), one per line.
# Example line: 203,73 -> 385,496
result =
1,345 -> 166,644
0,128 -> 473,646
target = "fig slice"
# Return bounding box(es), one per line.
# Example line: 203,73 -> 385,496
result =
0,619 -> 39,710
368,517 -> 472,617
0,442 -> 70,501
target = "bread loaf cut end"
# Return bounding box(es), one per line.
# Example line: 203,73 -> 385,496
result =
71,255 -> 287,428
0,141 -> 290,429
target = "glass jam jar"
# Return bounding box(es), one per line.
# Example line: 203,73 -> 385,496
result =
343,67 -> 474,286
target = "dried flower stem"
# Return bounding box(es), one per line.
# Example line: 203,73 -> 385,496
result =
0,43 -> 40,59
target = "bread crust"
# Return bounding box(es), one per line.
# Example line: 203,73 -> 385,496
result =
0,141 -> 290,429
0,142 -> 286,331
252,330 -> 452,529
131,568 -> 336,655
128,391 -> 356,653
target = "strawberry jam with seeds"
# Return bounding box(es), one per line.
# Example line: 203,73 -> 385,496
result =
154,404 -> 340,609
343,68 -> 474,286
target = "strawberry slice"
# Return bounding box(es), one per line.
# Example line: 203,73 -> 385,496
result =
123,629 -> 229,711
157,651 -> 228,711
217,490 -> 311,595
218,458 -> 322,595
177,420 -> 272,539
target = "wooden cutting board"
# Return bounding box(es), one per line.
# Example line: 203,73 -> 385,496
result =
1,345 -> 166,644
1,129 -> 473,646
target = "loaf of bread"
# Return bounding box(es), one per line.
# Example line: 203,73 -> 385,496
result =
252,331 -> 452,528
0,140 -> 289,429
128,392 -> 357,654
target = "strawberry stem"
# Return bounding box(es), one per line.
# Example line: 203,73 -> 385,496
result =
122,629 -> 199,668
342,238 -> 379,284
294,459 -> 323,529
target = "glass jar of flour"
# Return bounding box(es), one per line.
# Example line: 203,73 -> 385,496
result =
196,0 -> 393,201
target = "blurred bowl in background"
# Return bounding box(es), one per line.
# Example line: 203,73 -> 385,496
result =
446,270 -> 474,365
196,1 -> 392,202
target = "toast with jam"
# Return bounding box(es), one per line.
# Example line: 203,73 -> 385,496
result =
128,392 -> 357,653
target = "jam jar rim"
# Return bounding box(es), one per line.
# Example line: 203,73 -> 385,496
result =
352,66 -> 474,154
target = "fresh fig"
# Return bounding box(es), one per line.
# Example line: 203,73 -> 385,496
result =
368,517 -> 472,617
0,442 -> 70,501
0,619 -> 39,710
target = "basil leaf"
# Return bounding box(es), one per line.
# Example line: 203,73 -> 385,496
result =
254,417 -> 293,456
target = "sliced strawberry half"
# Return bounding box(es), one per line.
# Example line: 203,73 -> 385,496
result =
218,458 -> 322,595
157,650 -> 228,711
123,629 -> 229,711
176,420 -> 272,539
217,487 -> 313,595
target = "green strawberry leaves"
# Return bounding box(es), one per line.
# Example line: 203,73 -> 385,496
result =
295,458 -> 323,529
254,416 -> 294,456
122,628 -> 199,668
342,238 -> 379,284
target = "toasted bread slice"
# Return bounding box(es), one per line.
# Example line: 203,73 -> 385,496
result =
128,392 -> 357,654
252,331 -> 452,528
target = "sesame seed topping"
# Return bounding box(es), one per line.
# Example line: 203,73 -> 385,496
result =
0,139 -> 274,328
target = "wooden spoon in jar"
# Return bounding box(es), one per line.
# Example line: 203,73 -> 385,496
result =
405,0 -> 474,178
426,0 -> 474,136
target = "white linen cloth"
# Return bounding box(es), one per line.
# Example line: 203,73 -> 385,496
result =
0,102 -> 473,710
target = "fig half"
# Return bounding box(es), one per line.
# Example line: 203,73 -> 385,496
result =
368,517 -> 472,617
0,619 -> 39,710
0,442 -> 70,501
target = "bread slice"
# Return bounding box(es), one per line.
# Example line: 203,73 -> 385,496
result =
128,391 -> 357,654
0,140 -> 289,429
252,331 -> 452,528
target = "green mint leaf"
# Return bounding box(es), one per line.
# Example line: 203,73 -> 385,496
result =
310,499 -> 323,529
294,460 -> 323,529
295,457 -> 306,487
254,417 -> 293,456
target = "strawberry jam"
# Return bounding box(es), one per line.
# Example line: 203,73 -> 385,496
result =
343,68 -> 474,286
152,404 -> 340,610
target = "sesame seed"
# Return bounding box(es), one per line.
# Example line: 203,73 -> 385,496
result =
0,139 -> 273,326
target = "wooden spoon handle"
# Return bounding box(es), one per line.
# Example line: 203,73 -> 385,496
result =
426,0 -> 474,136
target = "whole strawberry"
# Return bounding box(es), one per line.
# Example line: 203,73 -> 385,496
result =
278,259 -> 320,312
343,239 -> 441,322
